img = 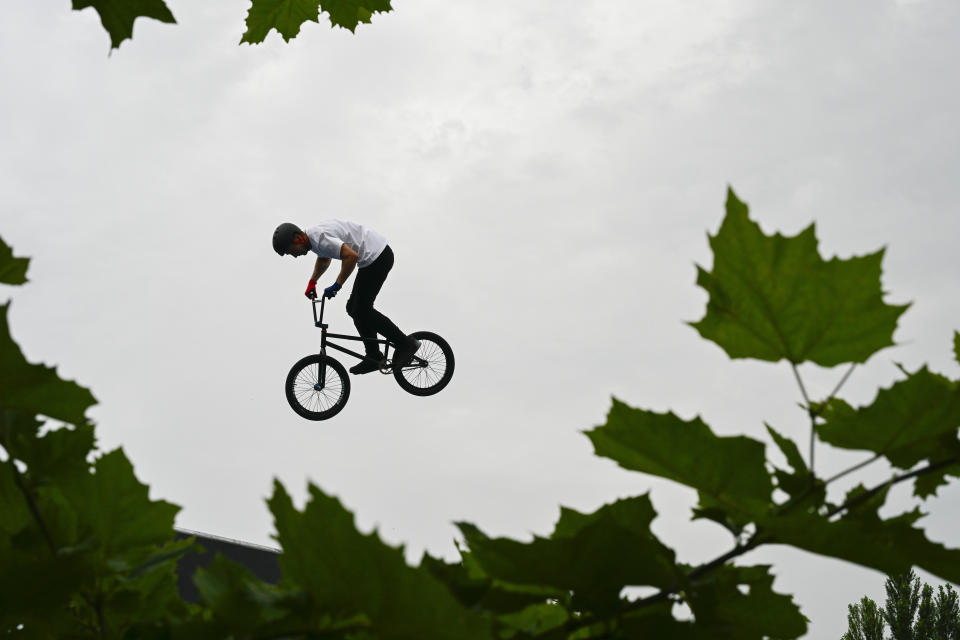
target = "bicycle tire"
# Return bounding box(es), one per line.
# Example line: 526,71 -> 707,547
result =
393,331 -> 455,396
285,354 -> 351,420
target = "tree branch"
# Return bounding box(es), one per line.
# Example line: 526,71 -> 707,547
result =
554,533 -> 767,636
825,457 -> 960,519
549,456 -> 960,638
0,428 -> 58,555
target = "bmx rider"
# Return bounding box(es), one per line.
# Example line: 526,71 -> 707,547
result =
273,220 -> 420,375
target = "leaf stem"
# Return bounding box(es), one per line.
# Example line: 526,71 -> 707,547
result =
790,363 -> 817,475
789,362 -> 813,408
826,363 -> 857,403
824,454 -> 881,486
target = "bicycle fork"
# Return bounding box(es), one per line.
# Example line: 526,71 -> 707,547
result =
317,324 -> 328,391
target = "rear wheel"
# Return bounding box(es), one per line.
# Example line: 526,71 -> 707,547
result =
393,331 -> 454,396
285,354 -> 350,420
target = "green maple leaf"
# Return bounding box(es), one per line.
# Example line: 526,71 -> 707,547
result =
72,0 -> 176,50
690,188 -> 909,367
0,462 -> 31,541
765,424 -> 822,504
0,303 -> 97,426
1,410 -> 95,487
268,481 -> 492,639
458,495 -> 680,614
241,0 -> 391,44
193,555 -> 278,631
954,331 -> 960,365
586,399 -> 773,525
817,366 -> 960,497
50,449 -> 185,631
94,538 -> 194,629
766,424 -> 807,475
818,367 -> 960,467
1,447 -> 183,631
912,463 -> 960,500
0,414 -> 91,629
495,602 -> 568,637
59,449 -> 180,557
423,551 -> 559,614
617,567 -> 807,640
620,604 -> 705,639
320,0 -> 392,32
763,485 -> 960,585
0,236 -> 28,285
193,554 -> 340,636
0,242 -> 190,633
240,0 -> 320,44
684,565 -> 808,639
0,527 -> 89,632
0,242 -> 94,425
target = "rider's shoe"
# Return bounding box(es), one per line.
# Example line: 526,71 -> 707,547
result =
350,354 -> 385,375
392,338 -> 421,369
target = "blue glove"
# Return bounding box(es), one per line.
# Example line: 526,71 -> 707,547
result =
323,282 -> 342,298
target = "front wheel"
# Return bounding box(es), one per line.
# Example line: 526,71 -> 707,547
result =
393,331 -> 455,396
285,354 -> 350,420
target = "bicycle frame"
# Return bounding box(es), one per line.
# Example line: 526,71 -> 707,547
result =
286,298 -> 451,417
311,296 -> 394,365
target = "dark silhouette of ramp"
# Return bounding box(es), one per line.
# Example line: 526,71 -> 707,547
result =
174,529 -> 281,603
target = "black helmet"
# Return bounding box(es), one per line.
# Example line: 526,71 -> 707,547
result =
273,222 -> 302,255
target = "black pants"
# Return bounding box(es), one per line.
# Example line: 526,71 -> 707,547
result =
345,245 -> 407,356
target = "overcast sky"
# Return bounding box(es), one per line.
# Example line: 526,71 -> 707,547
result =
3,0 -> 960,636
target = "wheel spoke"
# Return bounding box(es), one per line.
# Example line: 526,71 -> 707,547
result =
286,356 -> 349,419
399,338 -> 448,389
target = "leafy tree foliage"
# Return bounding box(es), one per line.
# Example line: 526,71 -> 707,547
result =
70,0 -> 393,50
842,571 -> 960,640
2,188 -> 960,637
0,240 -> 191,636
935,584 -> 960,640
885,571 -> 923,640
915,583 -> 937,640
844,596 -> 886,640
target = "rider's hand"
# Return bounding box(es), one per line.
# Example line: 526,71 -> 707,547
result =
324,282 -> 342,299
305,279 -> 318,299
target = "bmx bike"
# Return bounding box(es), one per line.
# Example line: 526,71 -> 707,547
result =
285,295 -> 455,421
